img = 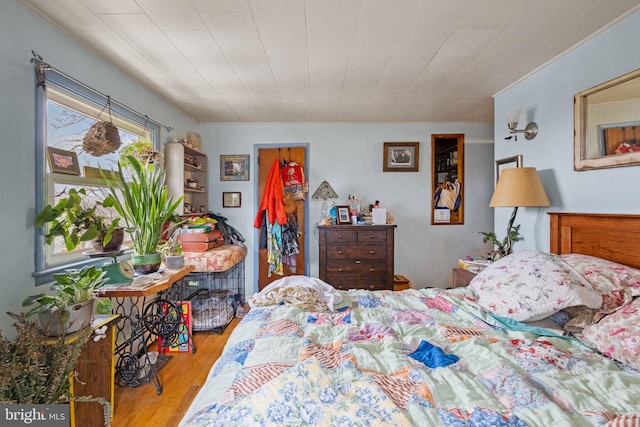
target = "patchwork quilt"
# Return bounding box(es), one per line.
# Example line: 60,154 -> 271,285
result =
180,288 -> 640,427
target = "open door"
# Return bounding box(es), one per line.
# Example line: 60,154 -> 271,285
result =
257,146 -> 307,290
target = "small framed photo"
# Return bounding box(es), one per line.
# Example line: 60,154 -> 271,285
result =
335,205 -> 352,225
220,154 -> 250,181
47,147 -> 80,175
383,142 -> 419,172
222,192 -> 242,208
495,155 -> 523,184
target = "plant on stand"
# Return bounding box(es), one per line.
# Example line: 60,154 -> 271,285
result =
103,155 -> 183,275
479,224 -> 523,261
35,187 -> 123,253
22,265 -> 113,336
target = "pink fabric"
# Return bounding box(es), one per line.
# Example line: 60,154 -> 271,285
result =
183,244 -> 247,272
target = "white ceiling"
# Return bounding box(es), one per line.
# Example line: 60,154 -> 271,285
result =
19,0 -> 640,123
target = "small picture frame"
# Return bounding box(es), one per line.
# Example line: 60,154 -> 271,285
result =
383,142 -> 419,172
335,205 -> 352,225
220,154 -> 250,181
222,192 -> 242,208
495,155 -> 523,184
47,147 -> 80,175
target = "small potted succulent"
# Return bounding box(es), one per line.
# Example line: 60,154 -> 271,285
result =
35,187 -> 123,253
158,237 -> 184,270
22,265 -> 113,336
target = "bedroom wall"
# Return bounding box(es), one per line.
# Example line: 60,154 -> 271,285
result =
196,123 -> 494,297
493,10 -> 640,253
0,1 -> 196,335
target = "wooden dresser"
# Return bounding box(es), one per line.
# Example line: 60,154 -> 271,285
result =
318,224 -> 396,290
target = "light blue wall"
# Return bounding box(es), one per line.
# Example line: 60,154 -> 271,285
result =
494,10 -> 640,253
0,1 -> 196,335
196,123 -> 494,296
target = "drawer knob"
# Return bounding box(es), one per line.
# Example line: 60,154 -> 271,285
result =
369,285 -> 375,289
369,268 -> 375,272
338,268 -> 344,272
369,250 -> 375,254
369,234 -> 375,239
338,250 -> 343,254
338,234 -> 343,239
356,260 -> 361,264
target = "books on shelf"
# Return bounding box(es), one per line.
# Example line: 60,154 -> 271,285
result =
458,256 -> 491,272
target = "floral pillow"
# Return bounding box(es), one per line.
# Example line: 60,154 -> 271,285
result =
580,298 -> 640,371
469,250 -> 602,322
560,254 -> 640,321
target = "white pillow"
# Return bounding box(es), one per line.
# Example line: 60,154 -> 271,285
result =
469,250 -> 602,322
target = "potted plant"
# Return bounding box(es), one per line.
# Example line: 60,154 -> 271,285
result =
103,155 -> 183,275
35,188 -> 123,253
0,313 -> 112,425
158,237 -> 184,270
22,265 -> 113,336
479,224 -> 523,260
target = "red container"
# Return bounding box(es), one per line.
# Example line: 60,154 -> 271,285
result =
178,230 -> 224,252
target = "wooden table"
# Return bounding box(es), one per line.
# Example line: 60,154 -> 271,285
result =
452,267 -> 477,288
100,266 -> 194,394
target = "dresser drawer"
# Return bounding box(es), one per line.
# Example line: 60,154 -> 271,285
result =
325,230 -> 357,243
326,244 -> 386,260
331,279 -> 387,291
326,261 -> 387,278
357,230 -> 387,243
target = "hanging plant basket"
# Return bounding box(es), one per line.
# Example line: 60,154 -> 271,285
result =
83,121 -> 121,156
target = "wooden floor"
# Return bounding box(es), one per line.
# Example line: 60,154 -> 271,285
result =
111,318 -> 239,427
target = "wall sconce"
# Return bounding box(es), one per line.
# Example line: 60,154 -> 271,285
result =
506,121 -> 538,141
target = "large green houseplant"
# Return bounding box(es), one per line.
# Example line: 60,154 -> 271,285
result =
35,188 -> 123,253
103,155 -> 183,275
22,265 -> 113,336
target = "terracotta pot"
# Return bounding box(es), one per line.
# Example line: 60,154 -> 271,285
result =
92,227 -> 125,253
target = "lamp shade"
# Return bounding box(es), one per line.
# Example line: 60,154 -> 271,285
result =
490,167 -> 550,207
311,180 -> 338,201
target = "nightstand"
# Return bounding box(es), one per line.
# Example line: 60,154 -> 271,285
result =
452,268 -> 477,288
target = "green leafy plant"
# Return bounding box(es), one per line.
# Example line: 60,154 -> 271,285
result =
22,265 -> 113,322
480,224 -> 523,258
34,188 -> 121,253
102,155 -> 183,255
158,238 -> 183,257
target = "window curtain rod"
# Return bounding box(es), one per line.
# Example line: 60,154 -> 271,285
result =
30,50 -> 173,133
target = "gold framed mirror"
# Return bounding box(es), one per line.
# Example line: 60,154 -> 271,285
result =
574,67 -> 640,171
432,134 -> 464,225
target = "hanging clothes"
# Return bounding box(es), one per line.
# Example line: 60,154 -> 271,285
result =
255,159 -> 287,277
281,161 -> 307,201
254,159 -> 287,228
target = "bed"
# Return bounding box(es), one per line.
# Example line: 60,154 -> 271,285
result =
179,213 -> 640,426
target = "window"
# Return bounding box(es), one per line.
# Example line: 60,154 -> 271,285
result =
34,72 -> 160,285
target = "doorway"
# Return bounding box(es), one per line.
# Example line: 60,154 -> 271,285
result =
255,145 -> 309,290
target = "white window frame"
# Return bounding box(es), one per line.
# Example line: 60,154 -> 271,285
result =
33,71 -> 160,285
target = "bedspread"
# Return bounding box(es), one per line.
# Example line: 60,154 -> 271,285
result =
181,287 -> 640,427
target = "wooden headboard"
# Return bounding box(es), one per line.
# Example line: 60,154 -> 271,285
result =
549,212 -> 640,269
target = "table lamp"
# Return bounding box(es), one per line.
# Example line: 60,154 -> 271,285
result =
311,180 -> 339,225
489,167 -> 550,254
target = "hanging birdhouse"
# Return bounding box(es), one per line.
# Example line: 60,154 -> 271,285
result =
83,120 -> 121,156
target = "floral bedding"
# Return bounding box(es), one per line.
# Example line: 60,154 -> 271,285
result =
180,286 -> 640,427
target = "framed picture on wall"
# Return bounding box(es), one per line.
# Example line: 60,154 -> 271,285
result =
383,142 -> 419,172
220,154 -> 250,181
495,155 -> 523,184
222,192 -> 242,208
